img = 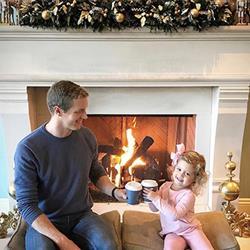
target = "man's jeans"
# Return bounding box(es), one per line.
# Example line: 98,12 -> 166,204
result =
25,210 -> 117,250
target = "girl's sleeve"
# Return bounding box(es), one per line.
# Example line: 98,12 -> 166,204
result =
151,190 -> 195,220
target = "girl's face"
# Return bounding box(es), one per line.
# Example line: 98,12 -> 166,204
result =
172,159 -> 195,191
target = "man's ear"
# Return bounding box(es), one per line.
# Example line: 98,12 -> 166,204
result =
54,106 -> 62,117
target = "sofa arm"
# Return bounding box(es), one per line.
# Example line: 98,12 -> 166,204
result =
196,211 -> 240,250
122,210 -> 240,250
4,216 -> 27,250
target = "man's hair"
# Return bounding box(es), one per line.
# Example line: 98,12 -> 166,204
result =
47,80 -> 89,113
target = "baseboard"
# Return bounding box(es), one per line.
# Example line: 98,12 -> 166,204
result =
0,198 -> 10,213
238,198 -> 250,214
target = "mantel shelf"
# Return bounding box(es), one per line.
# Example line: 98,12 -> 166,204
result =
0,25 -> 250,41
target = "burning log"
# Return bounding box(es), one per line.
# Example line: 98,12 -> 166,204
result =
130,154 -> 161,181
99,138 -> 123,181
117,136 -> 154,187
122,136 -> 154,170
98,137 -> 124,155
98,145 -> 124,155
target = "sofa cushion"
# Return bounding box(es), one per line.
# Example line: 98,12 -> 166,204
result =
101,210 -> 122,250
122,210 -> 240,250
122,210 -> 163,250
5,210 -> 122,250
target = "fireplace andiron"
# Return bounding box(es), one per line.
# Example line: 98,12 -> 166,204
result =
219,152 -> 250,237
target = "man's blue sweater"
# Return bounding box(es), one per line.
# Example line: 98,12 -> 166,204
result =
14,124 -> 106,225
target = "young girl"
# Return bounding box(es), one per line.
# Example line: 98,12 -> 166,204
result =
143,150 -> 214,250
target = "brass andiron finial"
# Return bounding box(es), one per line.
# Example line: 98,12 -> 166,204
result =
219,152 -> 250,237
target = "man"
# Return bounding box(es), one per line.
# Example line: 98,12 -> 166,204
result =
14,80 -> 126,250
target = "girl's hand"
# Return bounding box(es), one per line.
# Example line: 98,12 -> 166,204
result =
143,188 -> 158,202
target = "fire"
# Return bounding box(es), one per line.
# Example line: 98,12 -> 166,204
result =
114,128 -> 145,187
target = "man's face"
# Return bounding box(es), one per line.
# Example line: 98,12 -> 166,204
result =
61,96 -> 88,131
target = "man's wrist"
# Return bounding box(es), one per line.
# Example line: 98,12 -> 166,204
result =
111,187 -> 118,200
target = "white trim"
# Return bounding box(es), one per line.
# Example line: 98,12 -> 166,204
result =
0,73 -> 250,86
0,81 -> 248,114
219,86 -> 249,101
219,86 -> 249,114
1,26 -> 250,41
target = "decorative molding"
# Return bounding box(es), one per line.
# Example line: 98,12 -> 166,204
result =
238,198 -> 250,214
1,26 -> 250,41
0,79 -> 248,115
219,86 -> 249,102
219,86 -> 249,114
0,73 -> 249,86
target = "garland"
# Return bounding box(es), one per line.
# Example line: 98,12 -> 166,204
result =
19,0 -> 235,32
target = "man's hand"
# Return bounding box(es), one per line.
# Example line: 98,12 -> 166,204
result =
114,188 -> 127,201
31,214 -> 80,250
57,235 -> 80,250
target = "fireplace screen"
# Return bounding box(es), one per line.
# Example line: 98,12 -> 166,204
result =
84,115 -> 196,201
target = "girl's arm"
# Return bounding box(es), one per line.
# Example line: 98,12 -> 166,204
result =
155,191 -> 195,219
148,202 -> 158,212
145,189 -> 195,220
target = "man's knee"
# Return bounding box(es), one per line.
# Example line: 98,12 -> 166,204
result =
25,226 -> 57,250
95,234 -> 117,250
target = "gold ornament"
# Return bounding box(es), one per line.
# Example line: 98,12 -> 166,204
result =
219,152 -> 250,238
41,10 -> 51,20
219,152 -> 240,201
190,8 -> 199,18
115,13 -> 125,23
219,180 -> 240,201
214,0 -> 225,7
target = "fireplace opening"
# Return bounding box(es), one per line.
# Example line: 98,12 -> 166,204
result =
84,115 -> 196,202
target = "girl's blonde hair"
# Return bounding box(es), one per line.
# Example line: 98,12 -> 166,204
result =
178,150 -> 208,195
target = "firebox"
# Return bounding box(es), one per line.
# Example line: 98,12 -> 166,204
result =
84,115 -> 196,201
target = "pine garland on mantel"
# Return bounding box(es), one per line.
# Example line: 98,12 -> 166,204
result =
19,0 -> 236,32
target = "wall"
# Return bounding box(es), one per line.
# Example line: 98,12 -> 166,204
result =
239,90 -> 250,213
0,25 -> 249,211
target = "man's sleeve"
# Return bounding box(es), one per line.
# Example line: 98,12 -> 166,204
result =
14,143 -> 43,225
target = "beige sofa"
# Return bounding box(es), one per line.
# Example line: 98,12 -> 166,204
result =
5,210 -> 240,250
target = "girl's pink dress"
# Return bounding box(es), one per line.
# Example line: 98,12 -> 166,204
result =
151,181 -> 214,250
151,181 -> 201,235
